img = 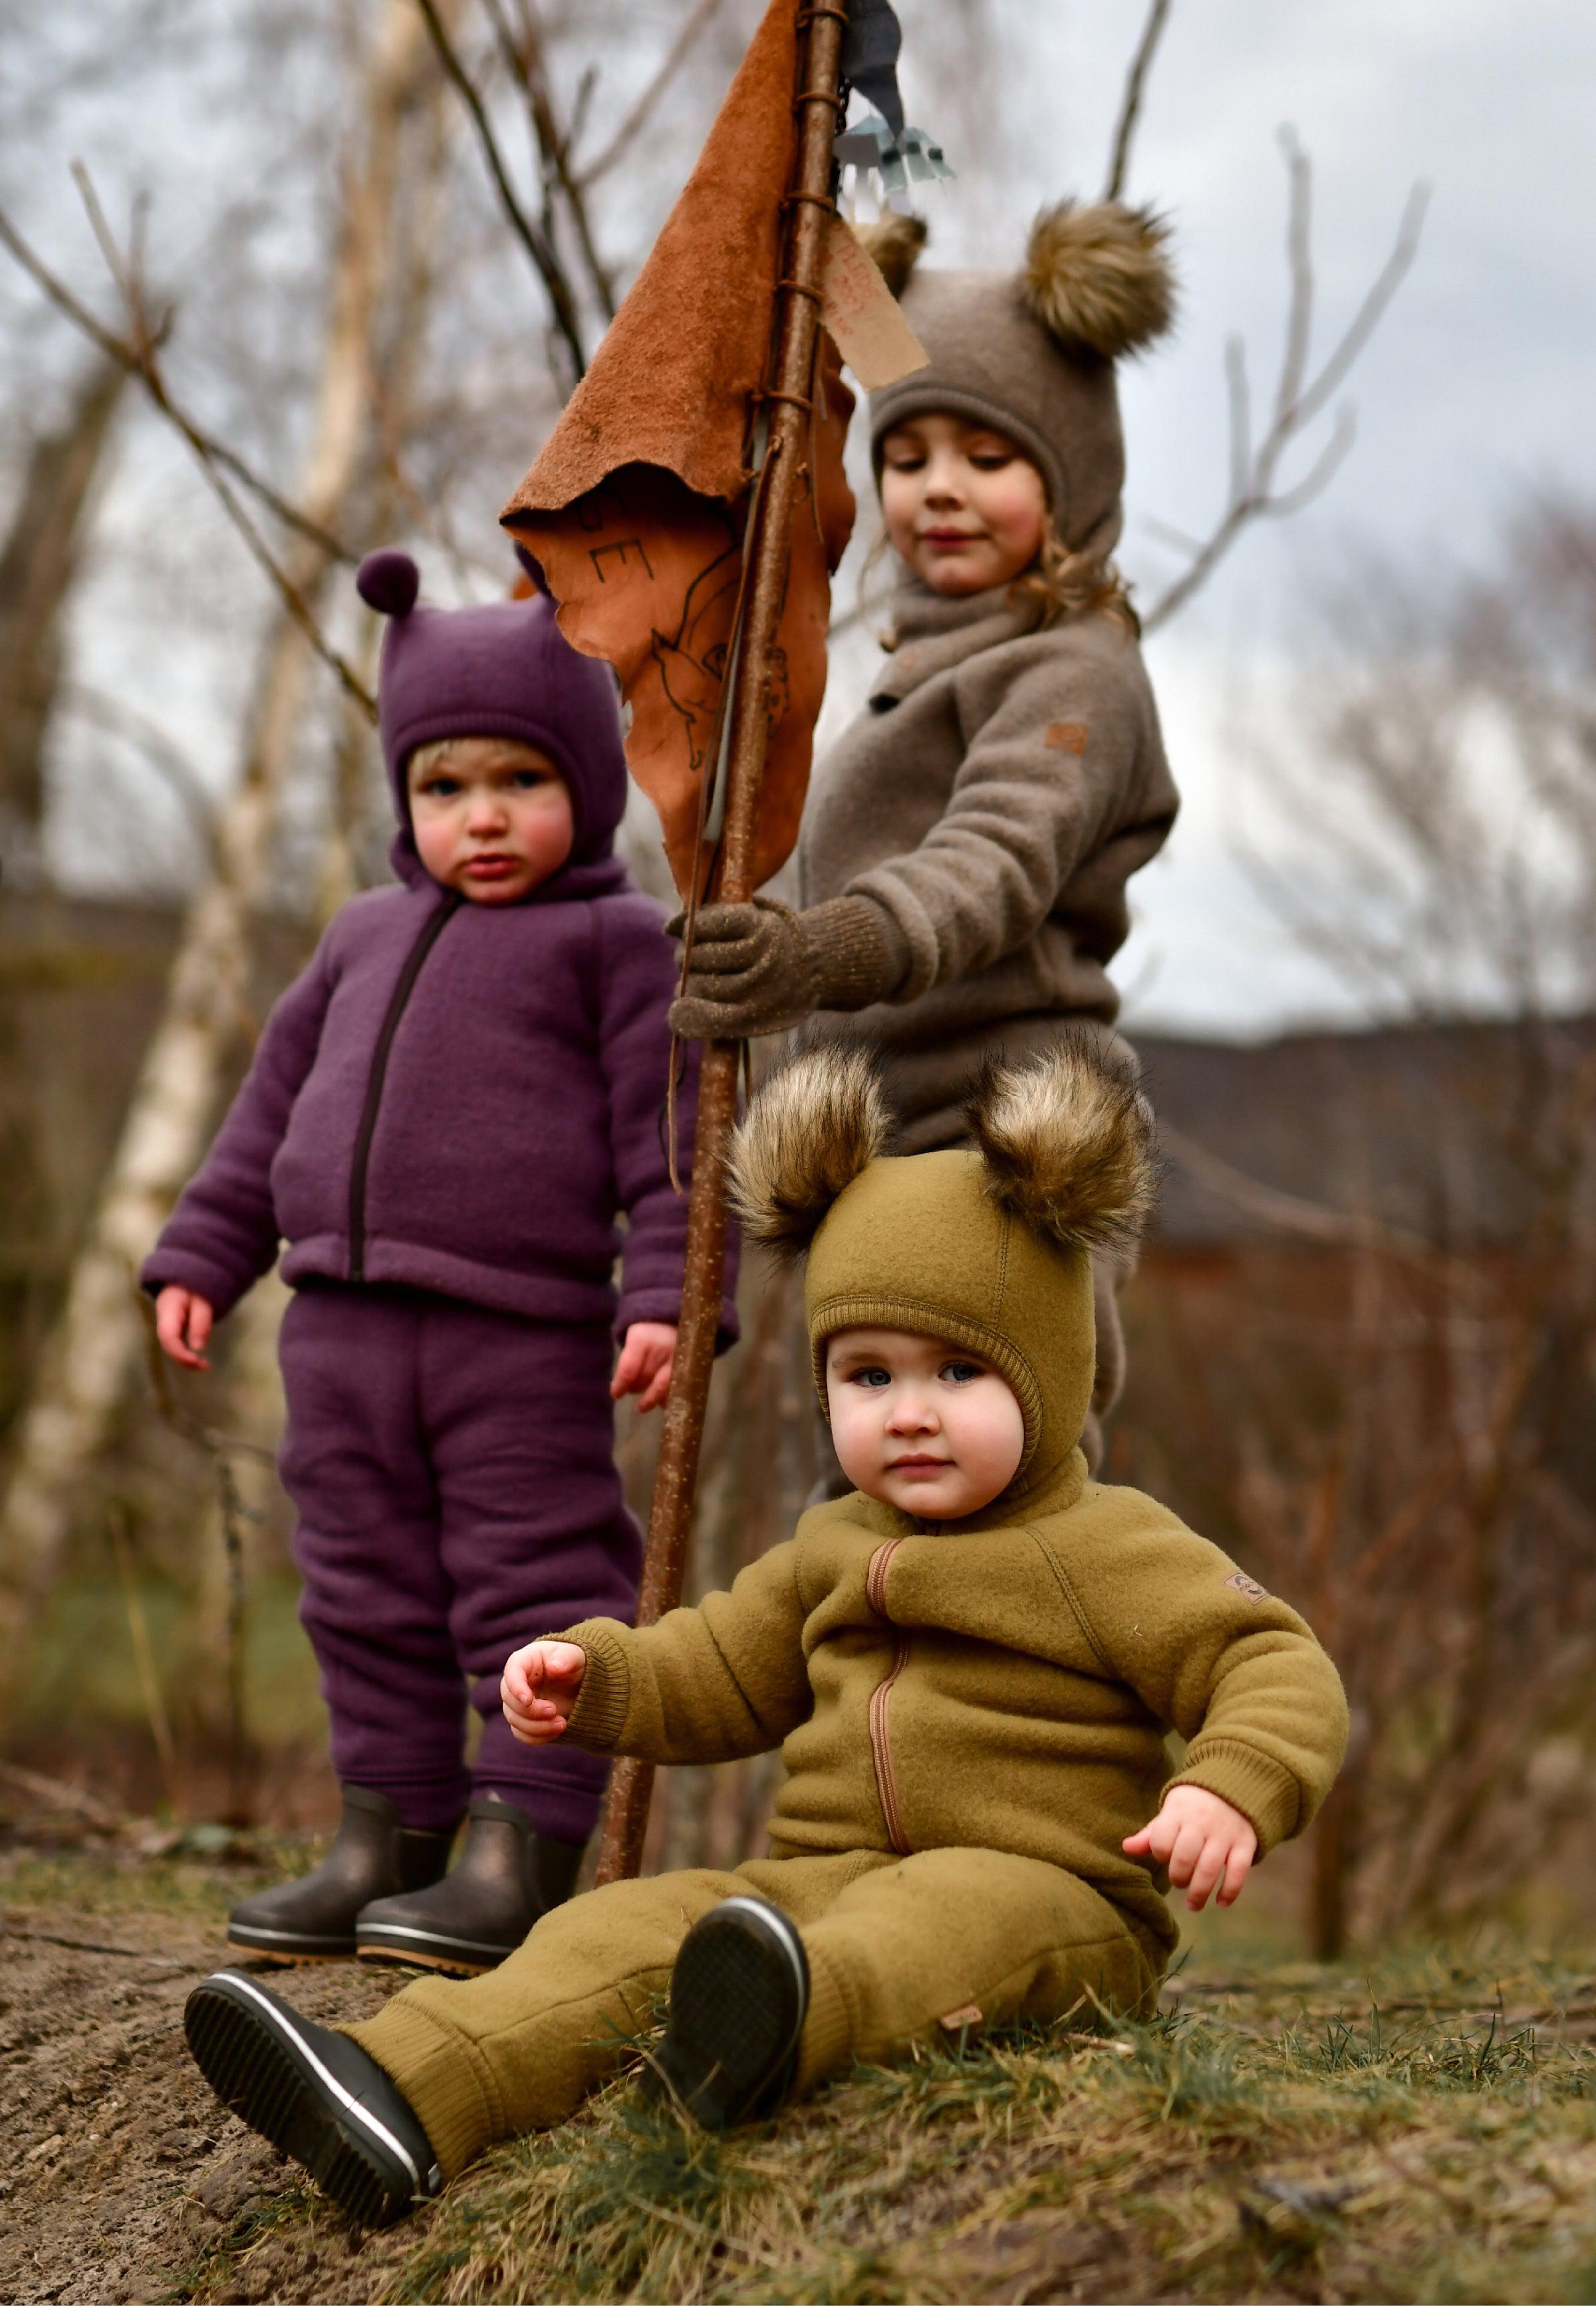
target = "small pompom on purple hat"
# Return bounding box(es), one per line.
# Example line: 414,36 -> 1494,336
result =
356,549 -> 628,878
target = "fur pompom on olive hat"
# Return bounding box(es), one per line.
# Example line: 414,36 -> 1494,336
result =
861,201 -> 1176,563
730,1035 -> 1156,1496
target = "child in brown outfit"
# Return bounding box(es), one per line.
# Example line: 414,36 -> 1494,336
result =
182,1038 -> 1346,2227
671,200 -> 1181,1464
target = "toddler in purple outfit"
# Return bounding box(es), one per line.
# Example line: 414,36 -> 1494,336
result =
143,550 -> 733,1973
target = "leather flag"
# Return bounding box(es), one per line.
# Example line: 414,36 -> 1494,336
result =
501,0 -> 857,898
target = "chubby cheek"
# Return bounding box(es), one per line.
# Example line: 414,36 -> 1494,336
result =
412,811 -> 464,882
948,1389 -> 1026,1489
521,795 -> 575,876
973,472 -> 1047,578
825,1384 -> 881,1482
878,469 -> 922,565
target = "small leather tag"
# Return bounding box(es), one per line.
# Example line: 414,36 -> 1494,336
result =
1045,721 -> 1090,755
821,217 -> 930,389
938,2003 -> 984,2033
1224,1571 -> 1267,1605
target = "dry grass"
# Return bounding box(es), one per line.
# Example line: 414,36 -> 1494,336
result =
17,1836 -> 1596,2303
347,1944 -> 1596,2306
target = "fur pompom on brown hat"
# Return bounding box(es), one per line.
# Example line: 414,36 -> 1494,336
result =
731,1036 -> 1157,1496
964,1028 -> 1158,1262
728,1045 -> 890,1260
862,201 -> 1176,563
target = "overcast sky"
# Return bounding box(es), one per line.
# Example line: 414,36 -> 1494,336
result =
880,0 -> 1596,1036
9,1 -> 1593,1040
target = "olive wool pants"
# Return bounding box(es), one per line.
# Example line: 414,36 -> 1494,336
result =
347,1846 -> 1161,2176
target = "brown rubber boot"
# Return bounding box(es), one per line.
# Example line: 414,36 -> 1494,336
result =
355,1794 -> 584,1974
227,1786 -> 457,1962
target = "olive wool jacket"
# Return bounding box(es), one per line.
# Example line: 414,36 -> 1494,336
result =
561,1462 -> 1346,1957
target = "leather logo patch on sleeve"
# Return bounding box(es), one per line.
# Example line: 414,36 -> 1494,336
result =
938,2003 -> 985,2033
1045,720 -> 1089,755
1224,1571 -> 1267,1605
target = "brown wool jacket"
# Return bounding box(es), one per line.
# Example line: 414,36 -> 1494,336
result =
561,1457 -> 1347,1958
796,581 -> 1178,1151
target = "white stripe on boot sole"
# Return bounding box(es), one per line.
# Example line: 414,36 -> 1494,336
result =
213,1972 -> 424,2193
227,1924 -> 350,1946
358,1923 -> 507,1955
710,1898 -> 809,2041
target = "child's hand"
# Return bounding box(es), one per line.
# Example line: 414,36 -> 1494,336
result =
1123,1785 -> 1258,1911
611,1322 -> 676,1412
501,1640 -> 587,1745
154,1285 -> 215,1371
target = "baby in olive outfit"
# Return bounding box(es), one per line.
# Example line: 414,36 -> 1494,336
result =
184,1038 -> 1347,2226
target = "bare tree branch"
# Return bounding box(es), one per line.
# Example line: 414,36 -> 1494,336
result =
0,200 -> 353,565
483,0 -> 616,321
412,0 -> 589,385
1273,128 -> 1315,423
1142,140 -> 1428,634
574,0 -> 728,190
1103,0 -> 1173,203
0,191 -> 377,720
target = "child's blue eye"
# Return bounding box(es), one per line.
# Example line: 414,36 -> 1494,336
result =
421,777 -> 462,798
511,769 -> 548,789
849,1367 -> 892,1389
940,1361 -> 983,1384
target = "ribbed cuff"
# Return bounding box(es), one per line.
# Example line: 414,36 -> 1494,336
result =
558,1620 -> 634,1753
1167,1741 -> 1303,1855
793,1942 -> 855,2094
802,896 -> 910,1011
344,1995 -> 503,2180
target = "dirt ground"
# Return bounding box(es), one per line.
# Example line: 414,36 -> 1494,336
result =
0,1842 -> 430,2306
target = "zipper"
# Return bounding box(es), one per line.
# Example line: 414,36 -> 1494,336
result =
348,893 -> 461,1282
865,1538 -> 911,1855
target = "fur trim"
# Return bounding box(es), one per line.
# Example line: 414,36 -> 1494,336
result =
855,212 -> 928,300
1023,200 -> 1176,359
965,1033 -> 1158,1258
730,1046 -> 891,1260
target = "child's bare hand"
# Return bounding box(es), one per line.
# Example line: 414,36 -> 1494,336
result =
1123,1785 -> 1258,1911
154,1285 -> 214,1371
501,1640 -> 587,1745
611,1321 -> 676,1412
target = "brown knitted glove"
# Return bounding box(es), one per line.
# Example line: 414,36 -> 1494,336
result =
668,895 -> 909,1040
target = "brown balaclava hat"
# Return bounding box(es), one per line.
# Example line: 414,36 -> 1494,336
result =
863,203 -> 1176,561
729,1036 -> 1156,1517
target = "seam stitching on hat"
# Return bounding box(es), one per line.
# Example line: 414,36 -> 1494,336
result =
807,1294 -> 1043,1457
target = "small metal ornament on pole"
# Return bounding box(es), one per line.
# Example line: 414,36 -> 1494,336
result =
594,2 -> 851,1888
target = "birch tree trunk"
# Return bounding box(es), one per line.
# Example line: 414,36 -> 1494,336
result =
0,353 -> 126,868
0,0 -> 436,1703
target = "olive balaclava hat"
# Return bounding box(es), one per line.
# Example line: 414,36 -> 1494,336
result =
863,202 -> 1177,562
730,1036 -> 1157,1516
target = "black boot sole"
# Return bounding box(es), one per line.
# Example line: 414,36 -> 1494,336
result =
185,1973 -> 432,2228
356,1925 -> 511,1975
227,1923 -> 355,1961
654,1898 -> 808,2129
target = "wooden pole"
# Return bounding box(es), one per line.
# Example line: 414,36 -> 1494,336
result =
596,0 -> 848,1886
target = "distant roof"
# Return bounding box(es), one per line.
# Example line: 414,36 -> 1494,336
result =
1134,1018 -> 1596,1250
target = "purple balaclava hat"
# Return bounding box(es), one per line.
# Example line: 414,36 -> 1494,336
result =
356,549 -> 629,891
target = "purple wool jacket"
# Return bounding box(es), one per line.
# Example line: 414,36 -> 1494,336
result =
144,583 -> 732,1342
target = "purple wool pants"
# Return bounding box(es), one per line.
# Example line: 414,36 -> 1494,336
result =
277,1282 -> 643,1842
